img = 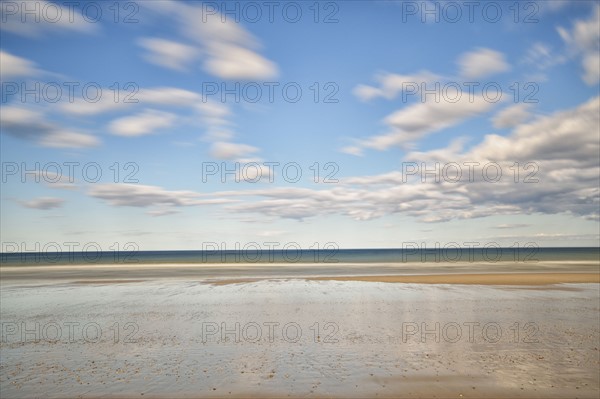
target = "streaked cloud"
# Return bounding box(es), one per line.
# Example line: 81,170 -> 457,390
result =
457,48 -> 510,79
209,141 -> 259,160
492,104 -> 533,129
138,37 -> 199,72
19,197 -> 65,210
139,1 -> 278,80
0,0 -> 97,37
353,71 -> 440,102
109,109 -> 177,137
558,6 -> 600,85
88,183 -> 237,208
0,51 -> 38,79
1,105 -> 100,148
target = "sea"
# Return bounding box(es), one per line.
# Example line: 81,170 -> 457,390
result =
1,247 -> 598,266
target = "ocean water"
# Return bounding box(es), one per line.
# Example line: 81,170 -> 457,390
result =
1,247 -> 598,266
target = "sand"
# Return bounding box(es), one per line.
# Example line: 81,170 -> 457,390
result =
1,274 -> 599,398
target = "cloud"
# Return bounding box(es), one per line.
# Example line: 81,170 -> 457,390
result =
0,51 -> 38,79
492,104 -> 533,129
59,84 -> 258,158
355,94 -> 498,151
493,224 -> 530,229
29,170 -> 78,190
39,130 -> 100,148
194,97 -> 599,223
348,48 -> 508,154
353,71 -> 440,102
146,209 -> 181,217
139,1 -> 278,80
109,109 -> 177,137
210,142 -> 259,160
83,95 -> 599,224
521,43 -> 566,71
405,96 -> 600,220
558,6 -> 600,85
138,37 -> 199,72
0,0 -> 97,37
340,146 -> 364,156
457,48 -> 510,79
88,183 -> 236,208
203,42 -> 278,80
1,105 -> 100,148
19,197 -> 64,210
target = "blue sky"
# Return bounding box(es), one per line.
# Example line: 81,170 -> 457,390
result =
1,0 -> 599,251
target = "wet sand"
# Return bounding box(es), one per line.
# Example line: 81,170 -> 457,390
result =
1,275 -> 599,398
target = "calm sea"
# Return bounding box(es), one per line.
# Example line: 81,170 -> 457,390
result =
1,247 -> 598,266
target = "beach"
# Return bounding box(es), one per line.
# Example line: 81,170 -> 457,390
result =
1,262 -> 599,398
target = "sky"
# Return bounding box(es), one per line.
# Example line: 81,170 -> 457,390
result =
1,0 -> 599,252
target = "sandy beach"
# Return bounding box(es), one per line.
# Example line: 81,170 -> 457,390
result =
1,264 -> 599,398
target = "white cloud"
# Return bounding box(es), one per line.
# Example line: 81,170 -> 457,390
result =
0,0 -> 97,37
0,51 -> 38,79
39,130 -> 101,148
521,43 -> 566,71
57,84 -> 258,158
348,49 -> 508,154
494,224 -> 530,229
139,1 -> 278,80
58,91 -> 132,116
492,104 -> 533,129
340,146 -> 364,156
146,209 -> 181,217
191,97 -> 599,223
203,42 -> 278,80
558,6 -> 600,85
140,87 -> 201,106
210,141 -> 259,160
109,109 -> 177,137
457,48 -> 510,79
582,51 -> 600,85
88,183 -> 236,208
138,38 -> 199,72
19,197 -> 64,210
355,94 -> 499,151
1,105 -> 100,148
81,97 -> 599,224
353,71 -> 440,102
